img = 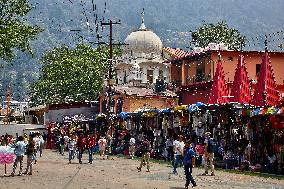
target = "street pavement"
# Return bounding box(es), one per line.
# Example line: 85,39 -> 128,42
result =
1,150 -> 284,189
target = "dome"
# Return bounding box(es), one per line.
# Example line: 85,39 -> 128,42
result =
124,23 -> 162,55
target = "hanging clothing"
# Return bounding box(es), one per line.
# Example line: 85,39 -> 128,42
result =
173,116 -> 180,128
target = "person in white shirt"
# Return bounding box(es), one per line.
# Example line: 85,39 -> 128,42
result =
33,134 -> 40,164
129,136 -> 136,159
68,136 -> 77,164
173,135 -> 185,174
38,135 -> 45,157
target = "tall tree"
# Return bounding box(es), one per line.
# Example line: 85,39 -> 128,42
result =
29,44 -> 119,106
190,21 -> 246,51
0,0 -> 41,61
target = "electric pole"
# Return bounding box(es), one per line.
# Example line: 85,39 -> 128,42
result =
101,20 -> 121,116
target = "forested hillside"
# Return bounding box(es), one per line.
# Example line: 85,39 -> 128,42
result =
1,0 -> 284,101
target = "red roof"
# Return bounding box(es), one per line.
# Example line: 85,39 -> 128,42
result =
252,52 -> 280,106
230,54 -> 252,104
208,59 -> 229,104
163,47 -> 191,60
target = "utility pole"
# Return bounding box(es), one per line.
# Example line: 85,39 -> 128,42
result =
100,19 -> 123,155
101,20 -> 121,116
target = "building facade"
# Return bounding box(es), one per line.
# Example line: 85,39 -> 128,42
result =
100,11 -> 176,114
164,44 -> 284,105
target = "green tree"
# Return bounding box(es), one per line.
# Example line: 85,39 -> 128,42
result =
0,0 -> 41,61
29,44 -> 120,106
190,21 -> 246,51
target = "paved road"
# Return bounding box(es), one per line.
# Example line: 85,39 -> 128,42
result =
1,150 -> 284,189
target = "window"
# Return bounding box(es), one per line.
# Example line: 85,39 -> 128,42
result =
256,64 -> 261,76
195,62 -> 205,82
147,70 -> 153,83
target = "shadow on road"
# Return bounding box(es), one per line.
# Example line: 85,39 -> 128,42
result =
169,187 -> 185,189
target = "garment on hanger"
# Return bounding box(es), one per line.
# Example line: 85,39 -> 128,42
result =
173,116 -> 180,128
162,116 -> 168,129
196,126 -> 204,137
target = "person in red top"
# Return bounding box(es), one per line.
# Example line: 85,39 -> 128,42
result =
77,133 -> 86,164
86,134 -> 96,164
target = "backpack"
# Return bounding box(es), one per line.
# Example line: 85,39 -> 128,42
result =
207,138 -> 217,153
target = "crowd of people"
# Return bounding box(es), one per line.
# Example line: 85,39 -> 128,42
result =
0,133 -> 45,176
50,129 -> 205,188
2,124 -> 281,189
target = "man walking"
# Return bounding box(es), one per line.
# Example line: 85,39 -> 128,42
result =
24,137 -> 36,175
86,134 -> 95,164
11,136 -> 26,177
77,133 -> 86,164
129,136 -> 136,159
137,136 -> 151,172
183,141 -> 197,188
173,135 -> 185,175
202,132 -> 215,176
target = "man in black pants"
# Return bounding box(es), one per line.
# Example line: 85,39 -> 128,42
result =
183,141 -> 197,188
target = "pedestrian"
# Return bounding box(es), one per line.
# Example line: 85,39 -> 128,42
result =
137,136 -> 151,172
173,135 -> 185,175
33,134 -> 40,164
11,136 -> 26,177
86,134 -> 95,164
24,137 -> 36,175
77,133 -> 86,164
38,134 -> 45,157
59,134 -> 65,155
183,141 -> 197,188
98,136 -> 107,159
68,135 -> 77,164
129,136 -> 136,159
165,136 -> 174,161
202,132 -> 215,176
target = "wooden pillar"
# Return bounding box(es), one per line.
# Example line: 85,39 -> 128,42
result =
99,96 -> 103,113
181,60 -> 186,85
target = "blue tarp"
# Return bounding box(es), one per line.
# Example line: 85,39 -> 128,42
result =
253,108 -> 261,116
188,102 -> 206,112
159,108 -> 172,113
143,109 -> 160,113
118,112 -> 131,120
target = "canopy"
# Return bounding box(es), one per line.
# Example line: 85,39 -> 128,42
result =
174,105 -> 188,112
117,112 -> 131,120
188,102 -> 206,112
159,108 -> 172,113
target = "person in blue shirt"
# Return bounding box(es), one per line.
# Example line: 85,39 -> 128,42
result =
183,141 -> 197,188
11,136 -> 27,177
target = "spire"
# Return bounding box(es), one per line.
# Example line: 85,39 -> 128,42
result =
264,35 -> 268,52
230,54 -> 252,104
208,59 -> 229,104
252,51 -> 280,106
139,8 -> 146,30
218,51 -> 222,61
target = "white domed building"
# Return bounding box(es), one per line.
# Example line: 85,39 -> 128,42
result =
100,11 -> 177,114
116,13 -> 170,86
